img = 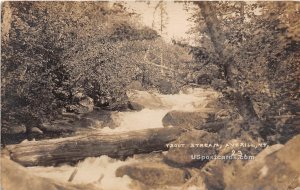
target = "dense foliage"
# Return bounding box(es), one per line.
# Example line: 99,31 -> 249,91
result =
2,1 -> 298,145
1,2 -> 192,136
188,2 -> 300,143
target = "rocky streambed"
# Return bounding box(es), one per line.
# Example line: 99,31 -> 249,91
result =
2,87 -> 300,190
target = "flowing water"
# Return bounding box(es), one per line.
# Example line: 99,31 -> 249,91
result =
27,88 -> 219,189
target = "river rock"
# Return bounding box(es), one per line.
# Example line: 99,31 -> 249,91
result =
180,174 -> 207,190
126,90 -> 164,109
198,138 -> 266,190
39,110 -> 117,139
39,122 -> 75,137
30,127 -> 44,135
162,111 -> 214,131
225,135 -> 300,190
179,140 -> 284,190
78,110 -> 118,129
116,162 -> 191,186
1,157 -> 99,190
127,101 -> 144,111
164,130 -> 220,167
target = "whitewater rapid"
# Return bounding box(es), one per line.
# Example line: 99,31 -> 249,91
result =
27,87 -> 219,190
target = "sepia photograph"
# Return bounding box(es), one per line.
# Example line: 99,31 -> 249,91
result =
1,1 -> 300,190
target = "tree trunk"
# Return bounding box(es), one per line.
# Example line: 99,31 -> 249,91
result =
1,2 -> 12,45
196,2 -> 259,121
6,127 -> 185,167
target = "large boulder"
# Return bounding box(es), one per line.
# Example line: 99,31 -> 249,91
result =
116,162 -> 191,187
180,172 -> 207,190
39,110 -> 118,139
30,127 -> 44,135
127,101 -> 144,111
77,110 -> 118,129
164,130 -> 220,167
179,138 -> 288,190
39,121 -> 76,137
198,138 -> 269,190
162,111 -> 209,128
225,135 -> 300,190
162,111 -> 219,131
126,90 -> 164,109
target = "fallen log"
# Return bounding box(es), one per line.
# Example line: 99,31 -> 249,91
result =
6,127 -> 185,167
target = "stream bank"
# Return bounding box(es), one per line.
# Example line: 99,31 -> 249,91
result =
2,87 -> 300,190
